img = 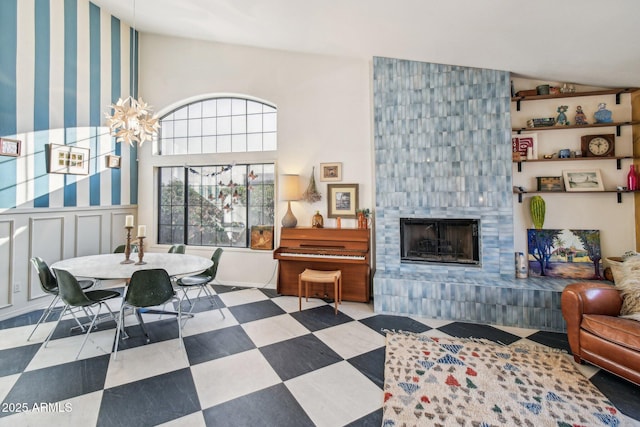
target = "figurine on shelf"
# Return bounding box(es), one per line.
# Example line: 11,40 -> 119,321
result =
556,105 -> 570,126
574,106 -> 588,125
594,102 -> 613,123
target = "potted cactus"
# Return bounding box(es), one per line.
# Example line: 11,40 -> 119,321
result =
530,196 -> 546,229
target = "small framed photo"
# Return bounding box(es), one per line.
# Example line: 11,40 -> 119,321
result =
320,162 -> 342,181
250,225 -> 274,250
563,169 -> 604,192
0,138 -> 21,157
512,133 -> 538,160
327,183 -> 358,218
48,144 -> 90,175
106,155 -> 121,169
536,176 -> 564,192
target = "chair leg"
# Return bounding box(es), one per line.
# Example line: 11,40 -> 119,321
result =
202,285 -> 225,318
113,303 -> 128,360
135,309 -> 151,343
75,304 -> 102,360
43,304 -> 69,348
27,295 -> 60,341
298,275 -> 302,312
333,278 -> 338,315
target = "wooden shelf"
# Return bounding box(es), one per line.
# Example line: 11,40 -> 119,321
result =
512,121 -> 640,136
512,88 -> 638,103
513,189 -> 637,204
513,156 -> 634,172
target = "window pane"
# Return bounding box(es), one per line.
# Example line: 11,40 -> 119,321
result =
202,118 -> 216,135
161,121 -> 174,138
188,137 -> 202,154
263,132 -> 277,151
173,107 -> 188,120
202,136 -> 216,153
217,116 -> 231,135
231,99 -> 246,115
217,135 -> 231,152
202,100 -> 216,117
174,120 -> 188,136
247,115 -> 262,133
161,139 -> 174,155
188,119 -> 201,137
231,116 -> 246,134
188,103 -> 201,117
217,98 -> 231,116
263,113 -> 277,132
174,138 -> 188,155
247,133 -> 262,151
247,101 -> 262,114
263,104 -> 276,113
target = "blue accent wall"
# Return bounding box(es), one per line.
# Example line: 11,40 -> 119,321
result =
0,0 -> 138,210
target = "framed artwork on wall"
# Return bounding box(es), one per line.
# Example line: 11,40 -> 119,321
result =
0,138 -> 21,157
319,162 -> 342,181
527,229 -> 603,279
48,144 -> 90,175
327,183 -> 358,218
250,225 -> 274,250
563,169 -> 604,192
106,155 -> 121,169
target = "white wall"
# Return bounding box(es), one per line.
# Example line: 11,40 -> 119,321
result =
511,77 -> 636,261
136,34 -> 373,287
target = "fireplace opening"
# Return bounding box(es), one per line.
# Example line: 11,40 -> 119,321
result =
400,218 -> 480,265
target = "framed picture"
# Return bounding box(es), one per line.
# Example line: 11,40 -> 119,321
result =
327,183 -> 358,218
250,225 -> 274,250
48,144 -> 90,175
512,133 -> 538,159
562,169 -> 604,192
106,155 -> 121,169
527,229 -> 603,279
0,138 -> 21,157
536,176 -> 564,192
319,162 -> 342,182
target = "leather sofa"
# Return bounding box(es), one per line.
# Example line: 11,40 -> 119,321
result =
561,282 -> 640,386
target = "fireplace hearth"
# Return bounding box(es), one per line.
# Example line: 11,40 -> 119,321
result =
400,218 -> 480,265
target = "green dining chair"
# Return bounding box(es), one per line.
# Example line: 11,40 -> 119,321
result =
114,243 -> 138,253
113,268 -> 184,359
168,244 -> 186,254
45,269 -> 120,359
176,248 -> 225,317
28,257 -> 96,341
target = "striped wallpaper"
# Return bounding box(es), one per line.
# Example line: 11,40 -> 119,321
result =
0,0 -> 138,210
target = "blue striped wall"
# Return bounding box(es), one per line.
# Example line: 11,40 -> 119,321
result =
0,0 -> 138,210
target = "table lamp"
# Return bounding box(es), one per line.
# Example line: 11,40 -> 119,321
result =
280,174 -> 300,228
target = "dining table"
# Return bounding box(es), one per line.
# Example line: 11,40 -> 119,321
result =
51,252 -> 213,342
51,252 -> 213,281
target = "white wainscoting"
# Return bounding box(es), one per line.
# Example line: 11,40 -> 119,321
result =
0,206 -> 137,321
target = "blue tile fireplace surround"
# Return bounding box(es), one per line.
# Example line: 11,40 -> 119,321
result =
372,57 -> 574,332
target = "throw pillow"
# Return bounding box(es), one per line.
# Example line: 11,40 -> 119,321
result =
616,255 -> 640,321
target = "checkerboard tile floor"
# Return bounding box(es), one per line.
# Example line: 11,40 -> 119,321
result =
0,284 -> 638,426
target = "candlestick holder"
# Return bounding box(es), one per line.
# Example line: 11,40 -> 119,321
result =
121,226 -> 135,264
135,236 -> 146,265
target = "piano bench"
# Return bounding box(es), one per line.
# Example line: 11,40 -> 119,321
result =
298,269 -> 342,314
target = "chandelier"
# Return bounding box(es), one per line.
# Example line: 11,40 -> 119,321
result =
104,0 -> 158,147
106,96 -> 159,146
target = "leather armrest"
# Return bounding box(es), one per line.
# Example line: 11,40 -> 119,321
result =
561,282 -> 622,360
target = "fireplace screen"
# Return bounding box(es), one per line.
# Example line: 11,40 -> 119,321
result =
400,218 -> 480,265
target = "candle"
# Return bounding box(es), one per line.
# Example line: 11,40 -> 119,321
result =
125,215 -> 134,227
137,225 -> 146,237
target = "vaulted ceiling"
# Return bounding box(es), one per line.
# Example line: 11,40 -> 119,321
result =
91,0 -> 640,88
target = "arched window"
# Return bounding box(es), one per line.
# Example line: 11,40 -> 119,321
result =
158,97 -> 277,154
157,96 -> 276,248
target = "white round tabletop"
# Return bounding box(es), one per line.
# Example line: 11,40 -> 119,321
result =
51,253 -> 213,280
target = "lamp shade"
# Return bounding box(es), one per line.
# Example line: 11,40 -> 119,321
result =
279,174 -> 300,201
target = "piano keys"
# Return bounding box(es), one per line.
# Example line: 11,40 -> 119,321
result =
273,227 -> 371,302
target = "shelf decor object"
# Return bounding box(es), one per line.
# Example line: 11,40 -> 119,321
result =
563,169 -> 604,192
530,196 -> 546,229
581,134 -> 615,157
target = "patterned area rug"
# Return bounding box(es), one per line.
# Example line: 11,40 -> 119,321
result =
382,331 -> 630,427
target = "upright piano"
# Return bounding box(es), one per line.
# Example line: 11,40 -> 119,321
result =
273,227 -> 370,302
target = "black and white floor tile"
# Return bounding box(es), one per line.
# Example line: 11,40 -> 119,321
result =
0,284 -> 638,426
